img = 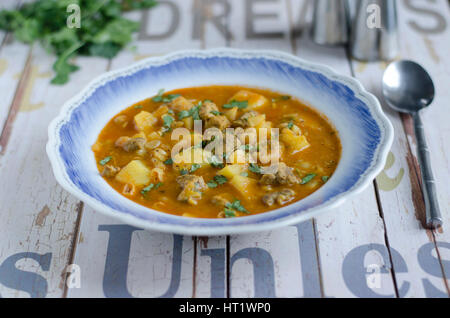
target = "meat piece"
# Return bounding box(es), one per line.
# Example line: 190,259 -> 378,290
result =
233,111 -> 258,128
262,189 -> 296,206
176,175 -> 207,205
199,101 -> 219,120
259,163 -> 300,185
115,136 -> 146,152
259,173 -> 277,185
205,115 -> 230,130
101,165 -> 120,178
114,115 -> 128,127
171,96 -> 194,112
152,148 -> 168,161
211,195 -> 229,207
276,163 -> 300,185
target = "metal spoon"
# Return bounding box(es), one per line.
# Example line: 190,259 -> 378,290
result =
382,60 -> 442,229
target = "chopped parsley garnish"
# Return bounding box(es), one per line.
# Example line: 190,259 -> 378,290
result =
152,89 -> 165,102
162,114 -> 174,133
225,199 -> 249,214
141,182 -> 163,196
214,175 -> 228,185
322,176 -> 329,182
207,181 -> 218,188
249,163 -> 262,174
287,121 -> 294,129
178,105 -> 201,120
223,100 -> 248,109
190,164 -> 201,173
99,156 -> 112,166
301,174 -> 316,184
224,208 -> 236,218
272,95 -> 292,102
141,184 -> 154,195
164,158 -> 173,165
180,169 -> 189,175
240,171 -> 248,177
210,110 -> 223,116
209,155 -> 224,168
152,89 -> 181,103
207,175 -> 228,189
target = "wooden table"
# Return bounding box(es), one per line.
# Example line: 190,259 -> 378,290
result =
0,0 -> 449,298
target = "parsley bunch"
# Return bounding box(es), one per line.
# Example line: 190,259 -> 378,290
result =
0,0 -> 158,84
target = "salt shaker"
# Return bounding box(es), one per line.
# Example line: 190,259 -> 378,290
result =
350,0 -> 399,61
311,0 -> 350,46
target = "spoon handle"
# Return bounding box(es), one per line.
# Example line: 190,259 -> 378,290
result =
413,112 -> 442,229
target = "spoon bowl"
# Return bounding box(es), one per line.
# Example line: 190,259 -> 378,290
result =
382,60 -> 435,113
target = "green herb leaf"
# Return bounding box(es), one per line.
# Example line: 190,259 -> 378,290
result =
210,110 -> 222,116
134,105 -> 143,109
178,110 -> 191,120
207,181 -> 218,188
141,183 -> 154,195
164,158 -> 173,165
301,174 -> 316,184
152,89 -> 165,102
272,95 -> 291,102
162,114 -> 175,132
322,176 -> 329,182
0,1 -> 159,85
226,200 -> 249,214
180,169 -> 189,175
214,175 -> 228,185
223,100 -> 248,109
249,163 -> 262,174
287,121 -> 294,129
99,156 -> 112,166
190,164 -> 201,173
209,155 -> 224,169
240,171 -> 248,177
154,182 -> 163,189
224,208 -> 236,218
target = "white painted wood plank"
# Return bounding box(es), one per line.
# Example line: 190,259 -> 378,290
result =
68,0 -> 201,298
67,209 -> 195,298
289,0 -> 397,298
0,45 -> 109,298
0,1 -> 29,133
345,0 -> 450,297
0,41 -> 30,139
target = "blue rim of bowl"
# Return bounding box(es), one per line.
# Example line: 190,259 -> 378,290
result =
47,48 -> 394,236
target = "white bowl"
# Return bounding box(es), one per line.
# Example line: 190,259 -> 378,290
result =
47,49 -> 394,236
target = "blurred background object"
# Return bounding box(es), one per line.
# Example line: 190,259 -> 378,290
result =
350,0 -> 399,61
311,0 -> 350,46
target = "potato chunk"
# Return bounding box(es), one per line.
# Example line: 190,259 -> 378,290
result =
247,114 -> 266,128
229,175 -> 258,199
224,107 -> 238,121
134,111 -> 157,134
280,128 -> 310,153
218,164 -> 245,179
115,160 -> 151,186
173,147 -> 212,171
229,90 -> 269,110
